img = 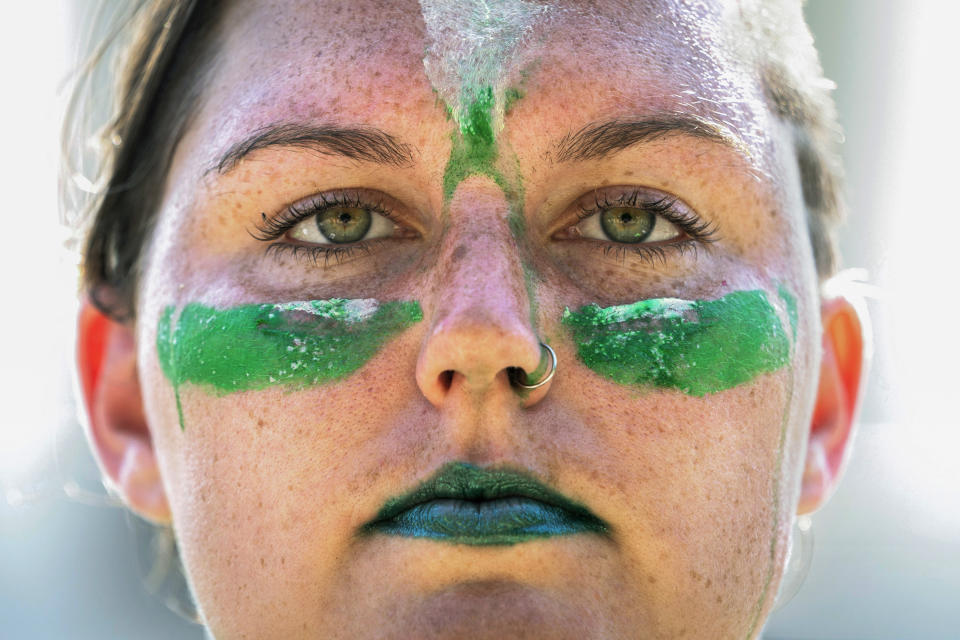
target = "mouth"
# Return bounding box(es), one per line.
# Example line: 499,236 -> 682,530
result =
361,462 -> 609,546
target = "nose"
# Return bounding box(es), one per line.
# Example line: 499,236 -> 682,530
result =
415,178 -> 549,407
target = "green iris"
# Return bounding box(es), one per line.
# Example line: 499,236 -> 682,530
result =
317,206 -> 371,243
600,207 -> 655,243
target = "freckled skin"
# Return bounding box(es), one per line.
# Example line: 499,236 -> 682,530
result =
136,1 -> 821,638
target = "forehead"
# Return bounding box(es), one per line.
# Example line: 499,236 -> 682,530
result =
193,0 -> 772,169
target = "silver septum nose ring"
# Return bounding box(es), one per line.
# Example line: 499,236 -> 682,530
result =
509,342 -> 557,390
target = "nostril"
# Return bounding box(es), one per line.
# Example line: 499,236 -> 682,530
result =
438,370 -> 454,391
506,366 -> 526,387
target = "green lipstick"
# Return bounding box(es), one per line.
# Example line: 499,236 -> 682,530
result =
362,462 -> 608,546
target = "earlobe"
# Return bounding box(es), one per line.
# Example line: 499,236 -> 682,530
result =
797,295 -> 867,515
77,299 -> 172,524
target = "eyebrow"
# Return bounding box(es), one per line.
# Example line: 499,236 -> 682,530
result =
213,122 -> 416,174
554,115 -> 746,163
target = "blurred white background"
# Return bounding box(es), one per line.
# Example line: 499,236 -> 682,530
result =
1,2 -> 958,638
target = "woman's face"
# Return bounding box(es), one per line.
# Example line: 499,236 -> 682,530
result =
135,0 -> 821,637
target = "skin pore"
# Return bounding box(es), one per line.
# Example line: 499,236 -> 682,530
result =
127,1 -> 826,638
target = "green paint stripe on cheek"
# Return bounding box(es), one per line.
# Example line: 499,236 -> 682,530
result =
157,298 -> 422,398
561,290 -> 791,396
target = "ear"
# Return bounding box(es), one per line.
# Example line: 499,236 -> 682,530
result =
77,299 -> 171,524
797,295 -> 867,514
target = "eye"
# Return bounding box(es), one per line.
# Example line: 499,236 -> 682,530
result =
252,189 -> 415,250
251,190 -> 420,266
288,204 -> 396,245
558,188 -> 715,248
576,204 -> 682,244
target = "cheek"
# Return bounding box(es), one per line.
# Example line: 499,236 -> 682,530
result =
141,328 -> 435,635
558,369 -> 795,635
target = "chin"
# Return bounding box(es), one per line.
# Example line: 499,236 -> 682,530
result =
343,580 -> 610,640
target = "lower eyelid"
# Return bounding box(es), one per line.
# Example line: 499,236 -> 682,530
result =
596,238 -> 702,266
264,242 -> 378,267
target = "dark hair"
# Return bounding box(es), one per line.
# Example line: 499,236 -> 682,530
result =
65,0 -> 844,322
64,0 -> 219,322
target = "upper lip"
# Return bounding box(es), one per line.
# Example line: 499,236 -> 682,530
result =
362,462 -> 609,531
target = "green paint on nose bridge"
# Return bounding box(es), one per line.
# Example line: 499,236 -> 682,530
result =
561,290 -> 791,396
434,78 -> 535,326
156,299 -> 422,429
442,85 -> 509,200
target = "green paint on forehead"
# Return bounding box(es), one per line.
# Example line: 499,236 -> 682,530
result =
419,0 -> 546,128
441,86 -> 505,200
460,85 -> 496,146
157,299 -> 422,429
503,87 -> 524,114
420,0 -> 543,204
562,290 -> 791,396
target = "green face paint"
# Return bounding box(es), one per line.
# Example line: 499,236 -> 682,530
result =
503,87 -> 524,114
561,290 -> 791,396
441,85 -> 507,200
777,282 -> 799,337
419,0 -> 543,203
157,299 -> 422,428
420,1 -> 545,329
362,462 -> 608,546
419,0 -> 546,128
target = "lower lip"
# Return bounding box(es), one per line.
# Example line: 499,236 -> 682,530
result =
366,498 -> 606,546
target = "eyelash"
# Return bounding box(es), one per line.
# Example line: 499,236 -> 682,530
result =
251,188 -> 719,267
251,191 -> 400,265
575,190 -> 719,264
